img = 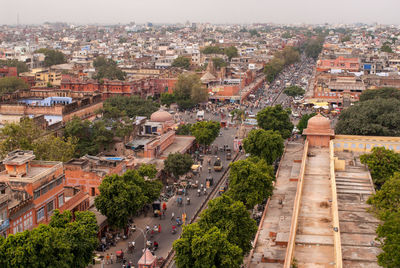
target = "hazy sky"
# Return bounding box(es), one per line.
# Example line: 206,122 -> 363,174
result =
2,0 -> 400,25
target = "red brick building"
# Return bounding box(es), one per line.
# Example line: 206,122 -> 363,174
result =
0,67 -> 17,78
316,56 -> 360,72
0,150 -> 89,236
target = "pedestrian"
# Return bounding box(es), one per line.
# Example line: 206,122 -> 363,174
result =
158,224 -> 161,233
110,253 -> 114,264
171,212 -> 175,221
106,253 -> 110,264
162,202 -> 167,211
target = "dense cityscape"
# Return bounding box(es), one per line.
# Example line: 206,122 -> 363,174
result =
0,7 -> 400,268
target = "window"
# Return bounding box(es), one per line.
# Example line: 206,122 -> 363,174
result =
47,200 -> 54,215
36,207 -> 45,222
34,190 -> 40,199
58,194 -> 64,207
56,177 -> 63,186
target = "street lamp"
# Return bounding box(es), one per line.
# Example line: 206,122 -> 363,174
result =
136,227 -> 147,266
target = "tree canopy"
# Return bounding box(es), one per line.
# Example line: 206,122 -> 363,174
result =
212,57 -> 227,69
176,123 -> 192,135
257,105 -> 293,139
201,46 -> 224,55
0,210 -> 98,268
375,212 -> 400,268
359,87 -> 400,102
190,121 -> 220,147
93,56 -> 126,81
367,172 -> 400,219
35,48 -> 66,67
95,170 -> 162,228
102,95 -> 160,119
0,76 -> 29,95
198,195 -> 257,254
174,73 -> 208,109
173,223 -> 243,268
160,92 -> 176,107
224,46 -> 238,61
360,147 -> 400,189
243,129 -> 284,165
0,117 -> 77,162
264,46 -> 300,83
0,59 -> 29,74
302,37 -> 324,59
335,98 -> 400,136
164,153 -> 194,180
227,157 -> 275,209
381,44 -> 393,53
297,113 -> 316,134
172,56 -> 191,69
283,85 -> 305,98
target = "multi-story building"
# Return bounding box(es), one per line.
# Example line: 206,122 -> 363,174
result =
0,150 -> 89,236
0,67 -> 17,78
316,56 -> 360,73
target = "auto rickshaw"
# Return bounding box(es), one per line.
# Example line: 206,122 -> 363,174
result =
219,186 -> 226,195
206,176 -> 214,187
152,201 -> 161,217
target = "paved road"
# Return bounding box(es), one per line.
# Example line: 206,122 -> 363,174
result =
96,56 -> 316,268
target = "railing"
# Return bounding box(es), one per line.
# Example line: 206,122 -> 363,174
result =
329,141 -> 343,268
283,140 -> 309,268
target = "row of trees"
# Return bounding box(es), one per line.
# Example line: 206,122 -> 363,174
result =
95,166 -> 162,229
102,95 -> 160,119
173,156 -> 274,267
264,46 -> 300,83
283,85 -> 305,98
301,36 -> 325,59
0,210 -> 98,268
172,105 -> 288,267
335,88 -> 400,136
160,73 -> 208,109
360,147 -> 400,267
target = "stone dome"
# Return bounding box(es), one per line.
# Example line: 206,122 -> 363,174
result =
306,114 -> 331,132
150,110 -> 173,122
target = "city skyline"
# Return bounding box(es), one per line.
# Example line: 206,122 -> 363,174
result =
1,0 -> 400,25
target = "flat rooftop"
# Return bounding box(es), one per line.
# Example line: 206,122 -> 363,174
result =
3,150 -> 35,165
160,135 -> 195,157
334,151 -> 381,268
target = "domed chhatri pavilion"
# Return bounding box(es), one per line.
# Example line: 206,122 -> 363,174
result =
303,114 -> 334,147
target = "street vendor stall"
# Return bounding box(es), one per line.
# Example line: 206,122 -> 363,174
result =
138,249 -> 157,268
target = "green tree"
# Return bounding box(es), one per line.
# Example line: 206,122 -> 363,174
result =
360,147 -> 400,188
211,57 -> 227,69
0,59 -> 29,74
93,56 -> 126,80
174,73 -> 208,109
172,56 -> 191,69
230,109 -> 245,123
95,170 -> 161,228
375,212 -> 400,268
264,57 -> 285,83
176,124 -> 192,135
359,87 -> 400,102
249,29 -> 260,37
297,113 -> 316,134
335,98 -> 400,136
201,46 -> 224,54
303,38 -> 324,59
164,153 -> 193,180
284,85 -> 305,98
367,172 -> 400,218
138,164 -> 158,179
160,92 -> 176,107
227,157 -> 275,209
190,121 -> 220,148
0,210 -> 98,268
64,117 -> 99,156
243,129 -> 284,165
36,48 -> 66,67
381,44 -> 393,53
0,76 -> 29,95
198,195 -> 257,254
173,223 -> 243,268
257,105 -> 293,139
224,46 -> 238,61
102,95 -> 159,119
33,135 -> 77,162
341,35 -> 351,42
